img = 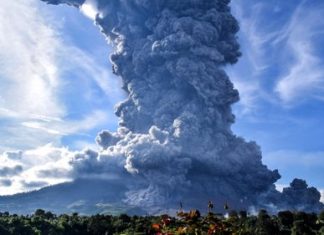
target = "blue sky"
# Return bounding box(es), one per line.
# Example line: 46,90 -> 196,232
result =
0,0 -> 323,199
228,0 -> 324,192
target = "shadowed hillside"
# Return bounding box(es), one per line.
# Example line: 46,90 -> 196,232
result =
0,179 -> 144,215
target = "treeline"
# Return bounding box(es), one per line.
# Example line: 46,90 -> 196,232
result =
0,208 -> 323,234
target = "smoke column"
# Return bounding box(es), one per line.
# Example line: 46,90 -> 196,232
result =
40,0 -> 323,213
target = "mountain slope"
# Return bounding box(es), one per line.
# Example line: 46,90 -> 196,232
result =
0,179 -> 143,215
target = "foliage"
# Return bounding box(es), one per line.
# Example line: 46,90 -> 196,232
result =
0,208 -> 323,234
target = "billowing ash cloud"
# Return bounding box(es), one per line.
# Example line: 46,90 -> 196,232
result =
259,178 -> 324,213
40,0 -> 323,213
281,179 -> 323,211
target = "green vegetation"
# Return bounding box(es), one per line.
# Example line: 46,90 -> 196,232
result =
0,208 -> 323,234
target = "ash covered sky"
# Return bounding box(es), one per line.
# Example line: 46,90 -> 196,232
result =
0,0 -> 323,207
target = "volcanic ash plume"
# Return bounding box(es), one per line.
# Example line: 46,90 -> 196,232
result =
40,0 -> 323,213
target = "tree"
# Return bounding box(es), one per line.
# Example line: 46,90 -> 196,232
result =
34,209 -> 46,218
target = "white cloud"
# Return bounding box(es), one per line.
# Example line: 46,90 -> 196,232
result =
70,140 -> 99,151
0,144 -> 74,195
80,0 -> 99,20
274,4 -> 324,105
0,0 -> 64,118
0,0 -> 67,152
21,110 -> 109,137
0,0 -> 121,152
0,0 -> 122,195
231,2 -> 275,73
229,1 -> 278,114
231,1 -> 324,112
59,45 -> 124,103
321,189 -> 324,203
275,183 -> 287,193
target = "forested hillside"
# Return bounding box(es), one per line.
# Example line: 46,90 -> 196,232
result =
0,208 -> 323,234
